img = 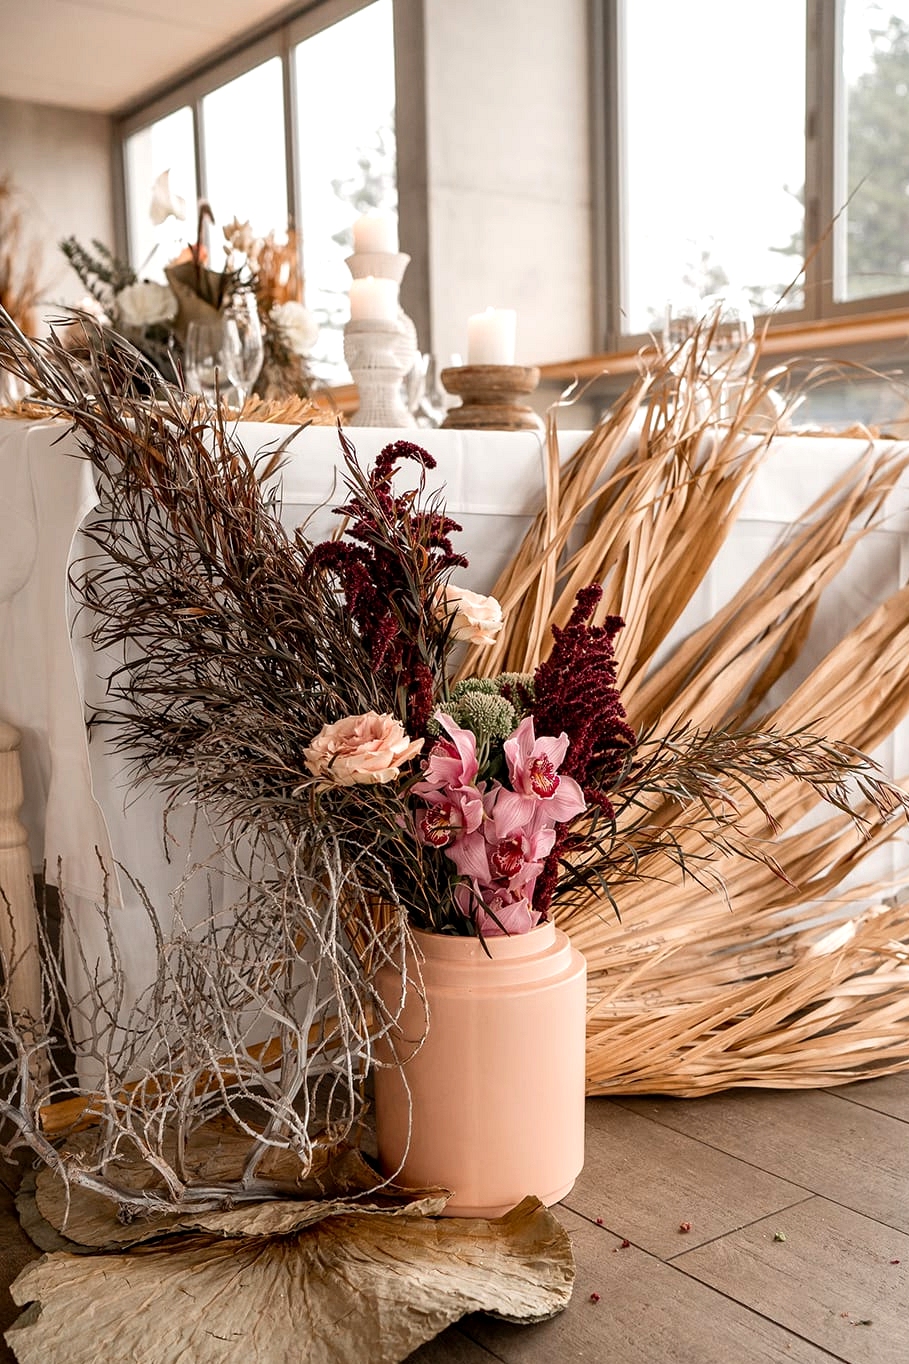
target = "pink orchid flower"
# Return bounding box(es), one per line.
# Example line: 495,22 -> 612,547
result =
413,711 -> 479,794
455,881 -> 542,937
497,715 -> 587,831
414,786 -> 485,848
445,824 -> 492,882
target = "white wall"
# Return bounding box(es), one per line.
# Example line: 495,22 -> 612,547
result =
420,0 -> 592,367
0,97 -> 115,325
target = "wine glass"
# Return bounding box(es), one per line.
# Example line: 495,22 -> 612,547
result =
702,292 -> 756,415
184,319 -> 243,409
223,292 -> 264,407
663,292 -> 703,372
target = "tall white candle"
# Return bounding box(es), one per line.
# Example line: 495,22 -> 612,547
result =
352,211 -> 399,255
466,307 -> 517,365
349,275 -> 399,324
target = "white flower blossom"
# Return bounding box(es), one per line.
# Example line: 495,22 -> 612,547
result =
269,300 -> 319,356
435,585 -> 504,646
149,170 -> 186,227
116,281 -> 177,329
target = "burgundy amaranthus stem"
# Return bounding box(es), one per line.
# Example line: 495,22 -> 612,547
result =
531,584 -> 636,916
307,437 -> 467,736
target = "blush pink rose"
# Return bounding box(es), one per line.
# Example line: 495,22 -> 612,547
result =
304,712 -> 423,787
436,585 -> 504,645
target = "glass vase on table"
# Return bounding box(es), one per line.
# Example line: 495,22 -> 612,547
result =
184,319 -> 244,412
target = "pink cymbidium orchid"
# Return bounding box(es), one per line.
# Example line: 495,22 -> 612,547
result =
413,712 -> 479,794
415,786 -> 485,849
411,712 -> 586,934
454,881 -> 542,937
497,715 -> 587,831
445,789 -> 556,896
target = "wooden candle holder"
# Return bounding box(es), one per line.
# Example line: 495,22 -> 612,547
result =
440,364 -> 543,431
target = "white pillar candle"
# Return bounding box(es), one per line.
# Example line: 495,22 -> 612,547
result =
349,275 -> 399,324
352,211 -> 399,255
466,307 -> 517,365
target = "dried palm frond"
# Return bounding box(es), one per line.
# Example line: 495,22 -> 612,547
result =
238,391 -> 338,426
480,324 -> 909,1094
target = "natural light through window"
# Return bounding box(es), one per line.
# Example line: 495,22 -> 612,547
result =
201,58 -> 288,243
837,0 -> 909,301
620,0 -> 805,336
294,0 -> 396,374
124,107 -> 197,279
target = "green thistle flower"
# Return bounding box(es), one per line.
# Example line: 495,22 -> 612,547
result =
452,676 -> 499,698
457,690 -> 516,745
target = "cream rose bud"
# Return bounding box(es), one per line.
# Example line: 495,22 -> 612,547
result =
269,300 -> 319,357
437,585 -> 504,646
304,712 -> 423,787
117,281 -> 178,329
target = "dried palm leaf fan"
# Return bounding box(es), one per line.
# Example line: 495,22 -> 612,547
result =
463,325 -> 909,1095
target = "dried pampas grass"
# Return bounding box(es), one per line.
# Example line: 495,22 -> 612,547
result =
0,177 -> 43,339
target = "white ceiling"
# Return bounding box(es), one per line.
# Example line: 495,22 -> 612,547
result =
0,0 -> 299,113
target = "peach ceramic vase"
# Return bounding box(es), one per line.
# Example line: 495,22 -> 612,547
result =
373,920 -> 586,1218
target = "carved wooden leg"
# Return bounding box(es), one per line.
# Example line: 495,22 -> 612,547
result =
0,721 -> 47,1085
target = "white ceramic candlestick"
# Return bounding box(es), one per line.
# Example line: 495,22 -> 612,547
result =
344,239 -> 419,428
344,321 -> 415,427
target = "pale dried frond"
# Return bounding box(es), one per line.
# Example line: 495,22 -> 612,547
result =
9,1191 -> 572,1364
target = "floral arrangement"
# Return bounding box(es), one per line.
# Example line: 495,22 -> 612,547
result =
60,172 -> 318,397
293,437 -> 640,937
293,436 -> 902,941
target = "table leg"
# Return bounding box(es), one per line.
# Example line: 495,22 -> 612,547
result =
0,721 -> 47,1086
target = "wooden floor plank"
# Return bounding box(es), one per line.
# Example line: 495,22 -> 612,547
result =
561,1098 -> 810,1259
460,1207 -> 837,1364
405,1327 -> 500,1362
674,1195 -> 909,1364
618,1090 -> 909,1233
828,1073 -> 909,1123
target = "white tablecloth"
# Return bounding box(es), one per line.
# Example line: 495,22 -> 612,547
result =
2,416 -> 908,985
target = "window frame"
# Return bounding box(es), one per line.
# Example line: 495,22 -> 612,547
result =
593,0 -> 909,353
113,0 -> 388,274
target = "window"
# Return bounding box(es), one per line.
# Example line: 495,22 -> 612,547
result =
837,1 -> 909,302
294,2 -> 397,371
201,59 -> 288,240
124,106 -> 197,278
117,1 -> 396,379
599,0 -> 909,347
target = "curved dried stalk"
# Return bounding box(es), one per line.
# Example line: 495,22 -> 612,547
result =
475,324 -> 909,1094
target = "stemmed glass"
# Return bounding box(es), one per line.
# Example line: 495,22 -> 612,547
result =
662,292 -> 703,373
702,292 -> 756,417
223,292 -> 265,408
184,319 -> 243,409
